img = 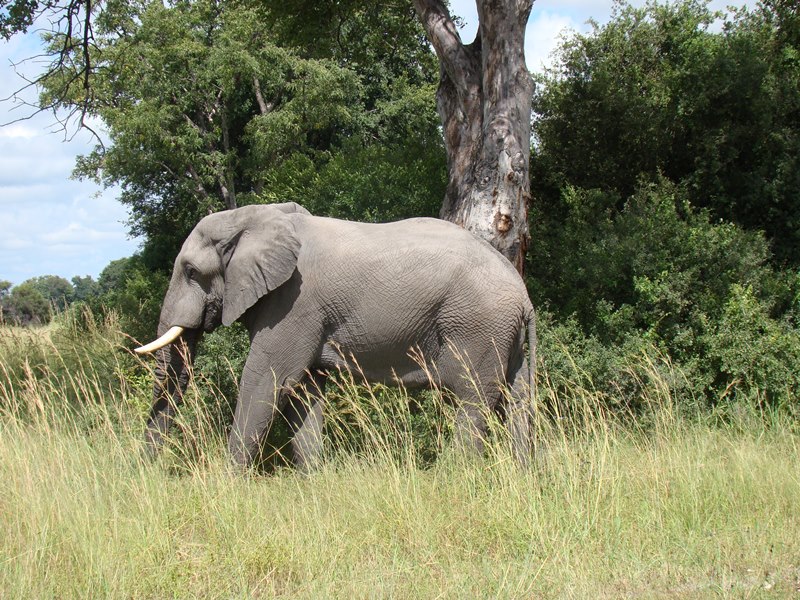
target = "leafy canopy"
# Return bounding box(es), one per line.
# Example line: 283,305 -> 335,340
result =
34,0 -> 444,270
532,0 -> 800,265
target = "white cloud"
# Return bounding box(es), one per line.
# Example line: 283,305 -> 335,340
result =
0,123 -> 38,139
526,11 -> 582,73
0,24 -> 139,286
41,222 -> 123,244
0,135 -> 139,284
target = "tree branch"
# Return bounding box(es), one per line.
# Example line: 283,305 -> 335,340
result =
219,106 -> 237,210
186,164 -> 210,200
411,0 -> 476,92
252,77 -> 273,115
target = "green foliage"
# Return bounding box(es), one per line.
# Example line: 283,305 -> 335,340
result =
2,281 -> 50,325
707,284 -> 800,407
25,274 -> 74,309
533,0 -> 800,265
90,255 -> 168,345
36,0 -> 444,269
70,275 -> 100,302
534,179 -> 771,338
263,134 -> 444,222
0,275 -> 103,326
529,0 -> 800,412
192,323 -> 249,417
531,177 -> 800,411
0,0 -> 51,38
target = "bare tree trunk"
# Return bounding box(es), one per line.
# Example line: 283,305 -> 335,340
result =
219,107 -> 237,210
413,0 -> 533,273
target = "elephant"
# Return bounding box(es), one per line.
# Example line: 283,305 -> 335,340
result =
135,203 -> 537,470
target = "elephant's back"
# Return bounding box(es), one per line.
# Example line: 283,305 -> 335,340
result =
376,217 -> 528,294
305,216 -> 520,275
299,214 -> 531,312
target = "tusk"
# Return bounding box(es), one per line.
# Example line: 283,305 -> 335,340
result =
134,326 -> 185,355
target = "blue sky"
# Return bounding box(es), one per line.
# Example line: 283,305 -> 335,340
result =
0,30 -> 138,286
0,0 -> 755,286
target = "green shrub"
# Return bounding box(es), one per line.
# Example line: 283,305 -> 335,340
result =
530,178 -> 800,412
706,284 -> 800,409
90,256 -> 169,346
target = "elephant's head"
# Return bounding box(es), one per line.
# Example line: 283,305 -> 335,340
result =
134,202 -> 310,452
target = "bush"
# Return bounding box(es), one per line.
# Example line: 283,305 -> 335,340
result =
706,284 -> 800,408
90,255 -> 169,346
529,178 -> 800,412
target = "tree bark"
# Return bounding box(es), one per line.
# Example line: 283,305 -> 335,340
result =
412,0 -> 534,273
219,105 -> 237,210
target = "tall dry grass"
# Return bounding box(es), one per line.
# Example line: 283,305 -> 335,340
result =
1,315 -> 798,597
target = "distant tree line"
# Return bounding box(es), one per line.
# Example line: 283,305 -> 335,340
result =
1,276 -> 80,325
1,258 -> 164,342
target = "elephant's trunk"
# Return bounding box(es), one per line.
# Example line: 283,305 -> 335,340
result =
143,319 -> 202,458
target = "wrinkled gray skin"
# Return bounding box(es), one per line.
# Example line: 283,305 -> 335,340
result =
144,203 -> 536,471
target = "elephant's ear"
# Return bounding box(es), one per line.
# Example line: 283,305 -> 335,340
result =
220,212 -> 301,326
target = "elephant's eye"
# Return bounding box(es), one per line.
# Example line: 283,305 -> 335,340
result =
185,264 -> 198,279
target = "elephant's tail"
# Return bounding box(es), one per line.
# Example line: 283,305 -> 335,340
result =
527,307 -> 537,406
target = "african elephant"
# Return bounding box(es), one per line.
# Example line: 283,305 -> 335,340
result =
135,203 -> 536,470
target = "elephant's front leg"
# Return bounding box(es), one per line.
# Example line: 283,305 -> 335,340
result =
285,371 -> 327,473
228,337 -> 321,470
228,342 -> 304,469
228,362 -> 280,469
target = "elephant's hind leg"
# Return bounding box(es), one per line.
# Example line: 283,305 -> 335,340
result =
285,371 -> 327,473
449,372 -> 502,459
443,343 -> 509,461
506,357 -> 534,467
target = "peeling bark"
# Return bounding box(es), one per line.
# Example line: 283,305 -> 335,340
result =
413,0 -> 533,273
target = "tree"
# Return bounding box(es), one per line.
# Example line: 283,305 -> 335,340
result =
258,0 -> 534,268
524,0 -> 800,408
0,280 -> 11,322
250,0 -> 536,270
26,0 -> 445,270
92,255 -> 168,343
26,275 -> 74,310
70,275 -> 99,302
532,0 -> 800,265
4,282 -> 50,325
0,275 -> 75,325
412,0 -> 534,272
66,0 -> 360,240
3,0 -> 532,271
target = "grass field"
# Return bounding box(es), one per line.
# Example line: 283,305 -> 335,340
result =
1,317 -> 799,598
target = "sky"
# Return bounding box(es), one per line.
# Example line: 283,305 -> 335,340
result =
0,0 -> 756,286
